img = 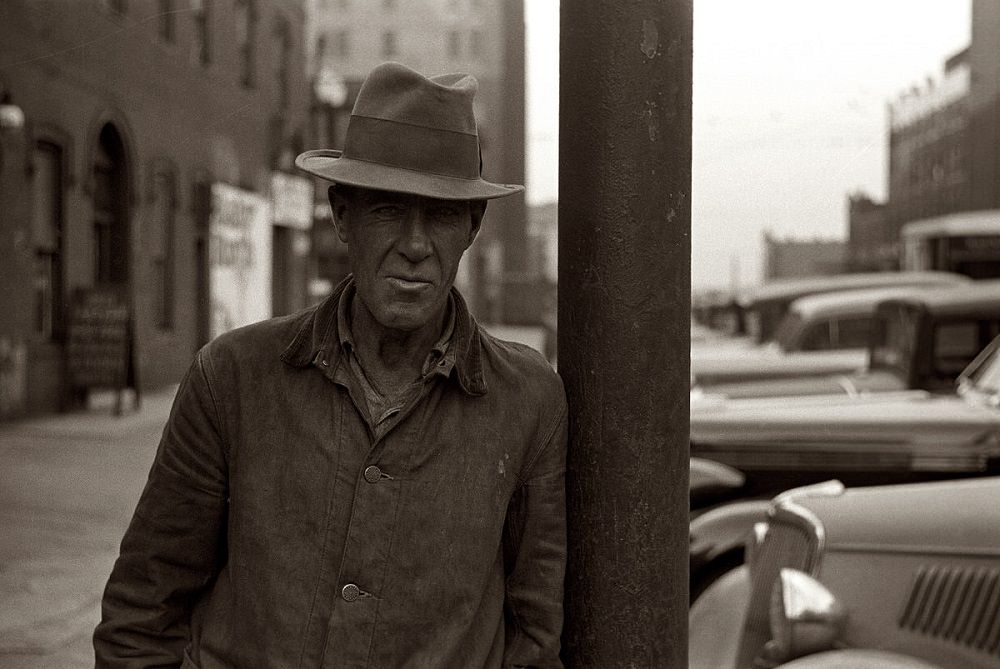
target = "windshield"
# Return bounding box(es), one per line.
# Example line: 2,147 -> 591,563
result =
870,305 -> 919,378
962,336 -> 1000,394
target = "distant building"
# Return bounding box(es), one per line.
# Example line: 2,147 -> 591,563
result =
304,0 -> 529,324
763,231 -> 846,280
846,192 -> 894,271
849,0 -> 1000,274
887,46 -> 971,229
0,0 -> 311,418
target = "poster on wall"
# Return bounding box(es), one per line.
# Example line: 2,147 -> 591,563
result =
209,183 -> 272,340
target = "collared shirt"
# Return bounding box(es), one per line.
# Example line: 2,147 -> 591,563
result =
337,285 -> 456,440
95,277 -> 568,669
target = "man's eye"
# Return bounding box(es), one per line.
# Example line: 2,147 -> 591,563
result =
429,206 -> 462,219
372,205 -> 403,216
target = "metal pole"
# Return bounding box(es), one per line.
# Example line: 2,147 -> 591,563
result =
559,1 -> 692,666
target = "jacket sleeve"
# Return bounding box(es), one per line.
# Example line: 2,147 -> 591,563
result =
502,395 -> 568,669
94,349 -> 229,668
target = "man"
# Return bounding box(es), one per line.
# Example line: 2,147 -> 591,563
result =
94,62 -> 567,667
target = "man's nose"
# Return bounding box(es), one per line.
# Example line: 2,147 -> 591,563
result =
398,208 -> 433,261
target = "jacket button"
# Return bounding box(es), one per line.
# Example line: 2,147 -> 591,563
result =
342,583 -> 361,602
364,465 -> 382,483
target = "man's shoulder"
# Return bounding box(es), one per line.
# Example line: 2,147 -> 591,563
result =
477,327 -> 562,392
202,305 -> 318,364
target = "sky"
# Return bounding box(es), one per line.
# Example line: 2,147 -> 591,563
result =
524,1 -> 972,291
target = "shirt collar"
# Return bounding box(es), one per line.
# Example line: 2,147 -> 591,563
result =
280,275 -> 486,395
335,283 -> 456,378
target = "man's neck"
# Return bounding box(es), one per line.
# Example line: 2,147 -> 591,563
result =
349,297 -> 446,388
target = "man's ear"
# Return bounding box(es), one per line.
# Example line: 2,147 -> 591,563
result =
328,185 -> 350,243
467,200 -> 487,246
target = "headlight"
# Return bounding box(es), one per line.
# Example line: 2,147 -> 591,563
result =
767,567 -> 846,663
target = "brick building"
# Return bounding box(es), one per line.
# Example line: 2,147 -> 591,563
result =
0,0 -> 311,418
849,0 -> 1000,275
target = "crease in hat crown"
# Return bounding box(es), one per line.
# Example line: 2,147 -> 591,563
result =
295,61 -> 524,201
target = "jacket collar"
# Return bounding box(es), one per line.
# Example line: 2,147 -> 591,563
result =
280,275 -> 487,396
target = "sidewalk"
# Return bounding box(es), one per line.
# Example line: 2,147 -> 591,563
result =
0,386 -> 177,668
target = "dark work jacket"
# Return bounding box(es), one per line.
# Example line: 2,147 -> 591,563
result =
94,281 -> 568,668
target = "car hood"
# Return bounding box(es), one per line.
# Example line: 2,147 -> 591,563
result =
798,476 -> 1000,555
702,368 -> 907,400
691,392 -> 1000,469
692,347 -> 867,385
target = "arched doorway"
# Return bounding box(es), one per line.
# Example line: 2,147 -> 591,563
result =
92,123 -> 130,286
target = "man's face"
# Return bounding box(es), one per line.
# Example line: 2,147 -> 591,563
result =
332,187 -> 484,333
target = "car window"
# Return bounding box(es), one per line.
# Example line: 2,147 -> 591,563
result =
833,317 -> 871,349
870,305 -> 918,376
773,312 -> 805,352
968,340 -> 1000,394
800,322 -> 833,351
931,319 -> 1000,386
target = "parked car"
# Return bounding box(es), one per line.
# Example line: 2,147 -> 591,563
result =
697,279 -> 1000,399
734,271 -> 970,345
689,333 -> 1000,599
690,476 -> 1000,669
691,284 -> 965,392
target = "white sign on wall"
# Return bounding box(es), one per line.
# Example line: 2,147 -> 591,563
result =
271,172 -> 313,230
209,183 -> 272,339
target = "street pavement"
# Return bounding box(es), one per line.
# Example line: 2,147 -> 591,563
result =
0,387 -> 177,668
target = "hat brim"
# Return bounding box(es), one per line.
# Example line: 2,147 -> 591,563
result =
295,149 -> 524,201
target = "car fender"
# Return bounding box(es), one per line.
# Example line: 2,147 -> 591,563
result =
689,498 -> 770,583
689,565 -> 749,669
776,649 -> 944,668
689,457 -> 746,508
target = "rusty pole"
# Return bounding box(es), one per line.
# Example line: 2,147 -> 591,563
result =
559,1 -> 692,666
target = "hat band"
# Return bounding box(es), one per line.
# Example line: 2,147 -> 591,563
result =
343,115 -> 481,180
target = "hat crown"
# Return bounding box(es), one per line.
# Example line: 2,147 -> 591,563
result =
352,62 -> 478,136
294,61 -> 524,201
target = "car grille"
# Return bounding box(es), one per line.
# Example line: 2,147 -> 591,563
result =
899,564 -> 1000,659
734,504 -> 823,669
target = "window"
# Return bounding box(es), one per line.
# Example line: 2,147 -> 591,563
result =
382,31 -> 398,58
447,30 -> 460,58
31,142 -> 64,341
150,170 -> 176,329
235,0 -> 256,87
833,317 -> 872,349
274,19 -> 292,109
158,0 -> 176,41
333,30 -> 350,59
191,0 -> 211,65
93,124 -> 129,286
315,34 -> 327,67
469,29 -> 483,58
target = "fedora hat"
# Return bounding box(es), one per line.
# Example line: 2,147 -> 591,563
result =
295,62 -> 524,201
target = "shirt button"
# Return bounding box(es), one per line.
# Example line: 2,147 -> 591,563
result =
342,583 -> 361,602
364,465 -> 382,483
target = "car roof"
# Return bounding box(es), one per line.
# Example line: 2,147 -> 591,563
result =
876,278 -> 1000,316
788,284 -> 957,320
739,271 -> 970,308
901,209 -> 1000,238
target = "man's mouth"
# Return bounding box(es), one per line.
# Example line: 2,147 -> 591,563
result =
386,276 -> 433,291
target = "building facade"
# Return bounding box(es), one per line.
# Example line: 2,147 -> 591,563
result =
848,0 -> 1000,273
0,0 -> 311,418
763,231 -> 845,280
304,0 -> 530,325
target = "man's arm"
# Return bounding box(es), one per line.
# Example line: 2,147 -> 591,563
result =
502,400 -> 568,669
94,349 -> 229,668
